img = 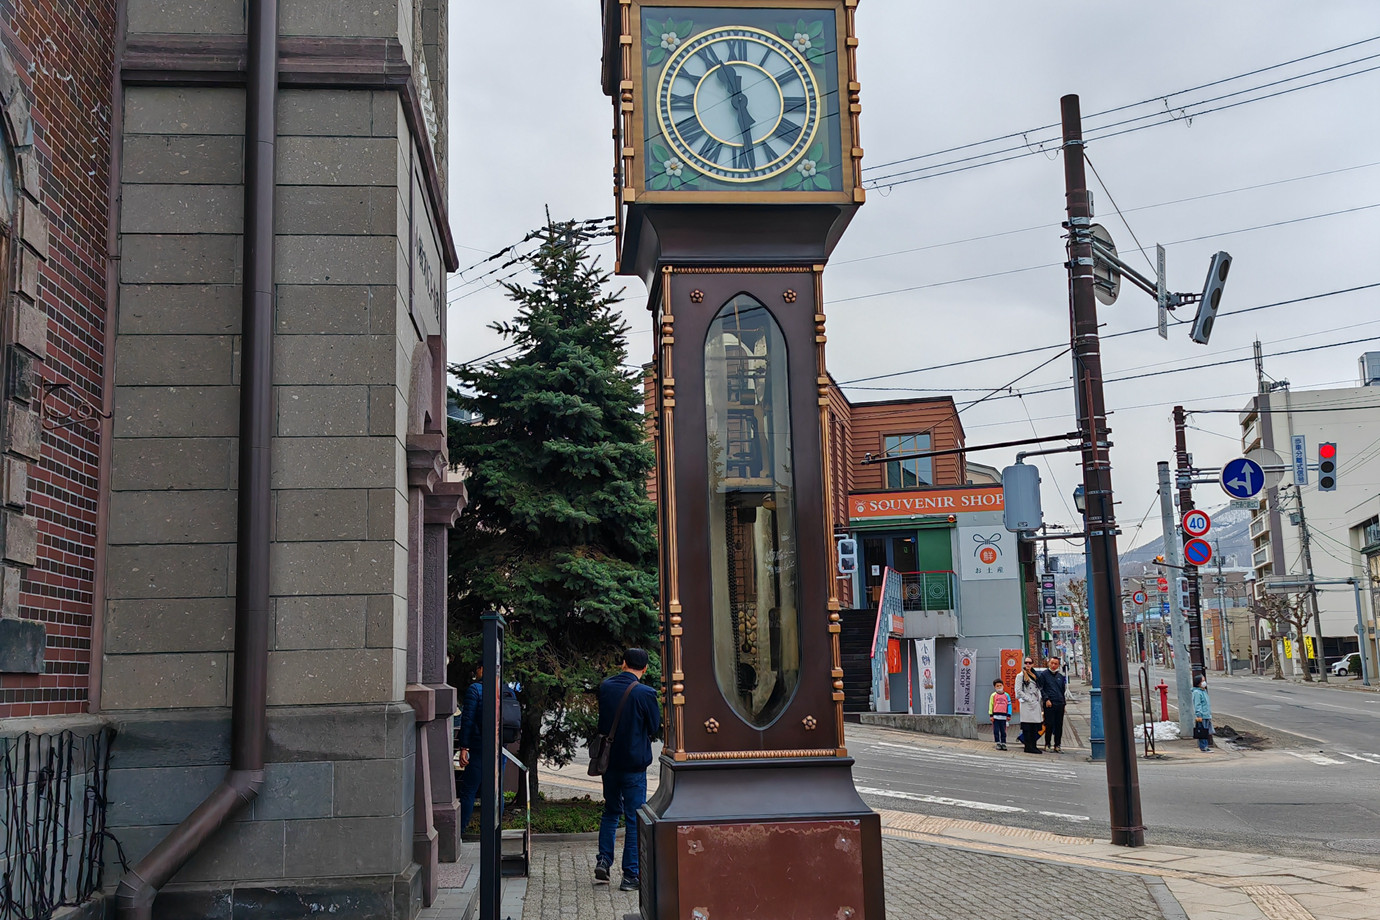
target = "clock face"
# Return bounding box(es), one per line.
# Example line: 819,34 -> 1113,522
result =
642,8 -> 843,194
655,27 -> 821,184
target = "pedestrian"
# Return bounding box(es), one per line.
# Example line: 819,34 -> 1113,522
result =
1037,655 -> 1068,753
454,665 -> 484,835
988,678 -> 1011,750
595,648 -> 662,892
1013,656 -> 1043,754
1192,674 -> 1214,752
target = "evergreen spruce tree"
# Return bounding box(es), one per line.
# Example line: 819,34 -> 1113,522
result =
447,220 -> 659,801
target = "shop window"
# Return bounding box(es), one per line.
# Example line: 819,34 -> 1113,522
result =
884,433 -> 931,488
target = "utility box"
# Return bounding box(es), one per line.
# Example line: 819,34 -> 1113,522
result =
1002,463 -> 1043,532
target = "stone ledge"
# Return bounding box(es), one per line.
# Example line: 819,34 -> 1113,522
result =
858,712 -> 978,740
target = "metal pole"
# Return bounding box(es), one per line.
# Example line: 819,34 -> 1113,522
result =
1158,463 -> 1195,737
1062,95 -> 1143,846
480,613 -> 506,919
1216,548 -> 1232,676
1173,407 -> 1206,681
1352,580 -> 1372,686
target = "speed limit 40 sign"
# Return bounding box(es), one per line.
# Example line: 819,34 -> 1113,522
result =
1182,509 -> 1211,538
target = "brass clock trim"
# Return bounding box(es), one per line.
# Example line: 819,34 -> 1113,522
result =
614,0 -> 864,211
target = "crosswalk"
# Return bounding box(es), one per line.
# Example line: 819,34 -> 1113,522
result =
1284,749 -> 1380,766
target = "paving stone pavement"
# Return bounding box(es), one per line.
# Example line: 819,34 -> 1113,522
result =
520,836 -> 1168,920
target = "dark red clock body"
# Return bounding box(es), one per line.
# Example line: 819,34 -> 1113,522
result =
600,3 -> 885,918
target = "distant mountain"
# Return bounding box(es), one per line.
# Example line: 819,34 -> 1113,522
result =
1047,503 -> 1254,581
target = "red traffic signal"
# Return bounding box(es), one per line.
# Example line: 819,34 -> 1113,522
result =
1319,443 -> 1336,459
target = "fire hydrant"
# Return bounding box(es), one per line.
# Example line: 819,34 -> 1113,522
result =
1156,681 -> 1169,722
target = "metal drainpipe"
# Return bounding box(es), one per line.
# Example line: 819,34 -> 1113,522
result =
113,0 -> 278,915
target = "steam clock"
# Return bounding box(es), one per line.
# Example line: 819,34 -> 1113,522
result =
599,2 -> 884,917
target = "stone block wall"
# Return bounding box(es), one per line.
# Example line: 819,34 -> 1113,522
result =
98,0 -> 458,910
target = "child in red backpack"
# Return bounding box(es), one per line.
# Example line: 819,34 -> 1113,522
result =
988,678 -> 1012,751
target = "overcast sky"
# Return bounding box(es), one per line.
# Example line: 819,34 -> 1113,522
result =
445,1 -> 1380,552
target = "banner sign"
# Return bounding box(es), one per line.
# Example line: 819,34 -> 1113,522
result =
1000,649 -> 1022,700
960,526 -> 1018,581
954,648 -> 977,715
850,486 -> 1004,520
887,637 -> 903,674
917,638 -> 937,715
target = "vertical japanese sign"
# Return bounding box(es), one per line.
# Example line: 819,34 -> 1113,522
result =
954,648 -> 977,715
917,639 -> 937,715
1292,434 -> 1308,486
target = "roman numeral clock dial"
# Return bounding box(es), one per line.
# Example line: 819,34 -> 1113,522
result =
650,24 -> 825,187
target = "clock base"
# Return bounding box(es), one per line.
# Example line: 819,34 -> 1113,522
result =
635,755 -> 886,920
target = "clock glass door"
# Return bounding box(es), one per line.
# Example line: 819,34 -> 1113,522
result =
642,6 -> 842,193
704,296 -> 800,727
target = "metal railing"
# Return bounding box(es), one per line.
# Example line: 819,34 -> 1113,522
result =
2,728 -> 117,920
870,568 -> 904,711
897,570 -> 957,612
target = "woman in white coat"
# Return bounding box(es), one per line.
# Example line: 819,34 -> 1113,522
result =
1013,656 -> 1044,754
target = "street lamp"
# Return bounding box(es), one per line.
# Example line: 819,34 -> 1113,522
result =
1074,486 -> 1105,761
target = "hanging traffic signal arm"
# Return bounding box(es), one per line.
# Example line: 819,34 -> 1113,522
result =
1086,237 -> 1189,305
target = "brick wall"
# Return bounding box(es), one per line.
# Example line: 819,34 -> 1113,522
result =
0,1 -> 116,718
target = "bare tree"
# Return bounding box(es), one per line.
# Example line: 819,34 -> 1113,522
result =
1254,593 -> 1313,681
1061,578 -> 1092,684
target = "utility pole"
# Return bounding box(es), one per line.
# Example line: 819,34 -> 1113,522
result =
1158,462 -> 1195,738
1214,545 -> 1232,676
1062,95 -> 1143,847
1173,406 -> 1207,681
1281,385 -> 1328,683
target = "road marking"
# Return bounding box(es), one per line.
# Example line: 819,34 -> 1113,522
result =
856,786 -> 1024,814
1283,751 -> 1345,766
866,742 -> 1078,777
856,786 -> 1090,822
1036,810 -> 1091,822
1339,751 -> 1380,765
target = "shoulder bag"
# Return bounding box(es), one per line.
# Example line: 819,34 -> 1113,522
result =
588,681 -> 637,776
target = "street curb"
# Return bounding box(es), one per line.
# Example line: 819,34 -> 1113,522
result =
1165,701 -> 1322,747
1144,878 -> 1191,920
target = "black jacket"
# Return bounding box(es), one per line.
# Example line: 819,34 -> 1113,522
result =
596,671 -> 662,773
1036,668 -> 1067,706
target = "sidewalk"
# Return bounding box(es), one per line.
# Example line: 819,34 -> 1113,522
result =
514,807 -> 1380,920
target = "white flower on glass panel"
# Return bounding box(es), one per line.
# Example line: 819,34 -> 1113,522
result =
793,32 -> 813,52
664,158 -> 684,178
661,32 -> 681,51
797,159 -> 817,178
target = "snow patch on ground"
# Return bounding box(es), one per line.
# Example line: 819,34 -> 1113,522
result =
1134,720 -> 1181,741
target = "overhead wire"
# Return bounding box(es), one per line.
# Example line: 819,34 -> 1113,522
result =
861,34 -> 1380,176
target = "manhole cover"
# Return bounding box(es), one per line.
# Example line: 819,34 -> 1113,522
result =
1326,838 -> 1380,855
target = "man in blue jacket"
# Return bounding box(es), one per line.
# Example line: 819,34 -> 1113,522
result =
594,648 -> 661,891
1036,656 -> 1068,753
454,666 -> 484,834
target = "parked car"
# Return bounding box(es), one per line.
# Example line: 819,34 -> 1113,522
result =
1329,652 -> 1361,677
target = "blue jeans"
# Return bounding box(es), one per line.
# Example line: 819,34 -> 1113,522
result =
1198,718 -> 1213,751
457,760 -> 481,832
598,770 -> 647,878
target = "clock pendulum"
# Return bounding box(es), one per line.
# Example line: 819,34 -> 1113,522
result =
599,2 -> 883,918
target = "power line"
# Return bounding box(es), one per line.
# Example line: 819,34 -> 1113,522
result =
834,281 -> 1380,386
863,48 -> 1380,189
862,34 -> 1380,176
833,158 -> 1380,268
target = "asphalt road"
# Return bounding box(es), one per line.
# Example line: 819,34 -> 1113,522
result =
847,676 -> 1380,867
1150,666 -> 1380,752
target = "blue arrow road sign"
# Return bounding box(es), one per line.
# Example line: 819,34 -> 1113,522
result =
1221,457 -> 1265,499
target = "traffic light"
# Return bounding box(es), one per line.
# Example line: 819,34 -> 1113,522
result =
1189,251 -> 1232,345
1177,576 -> 1190,611
1001,462 -> 1043,532
1318,442 -> 1338,491
836,538 -> 858,574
